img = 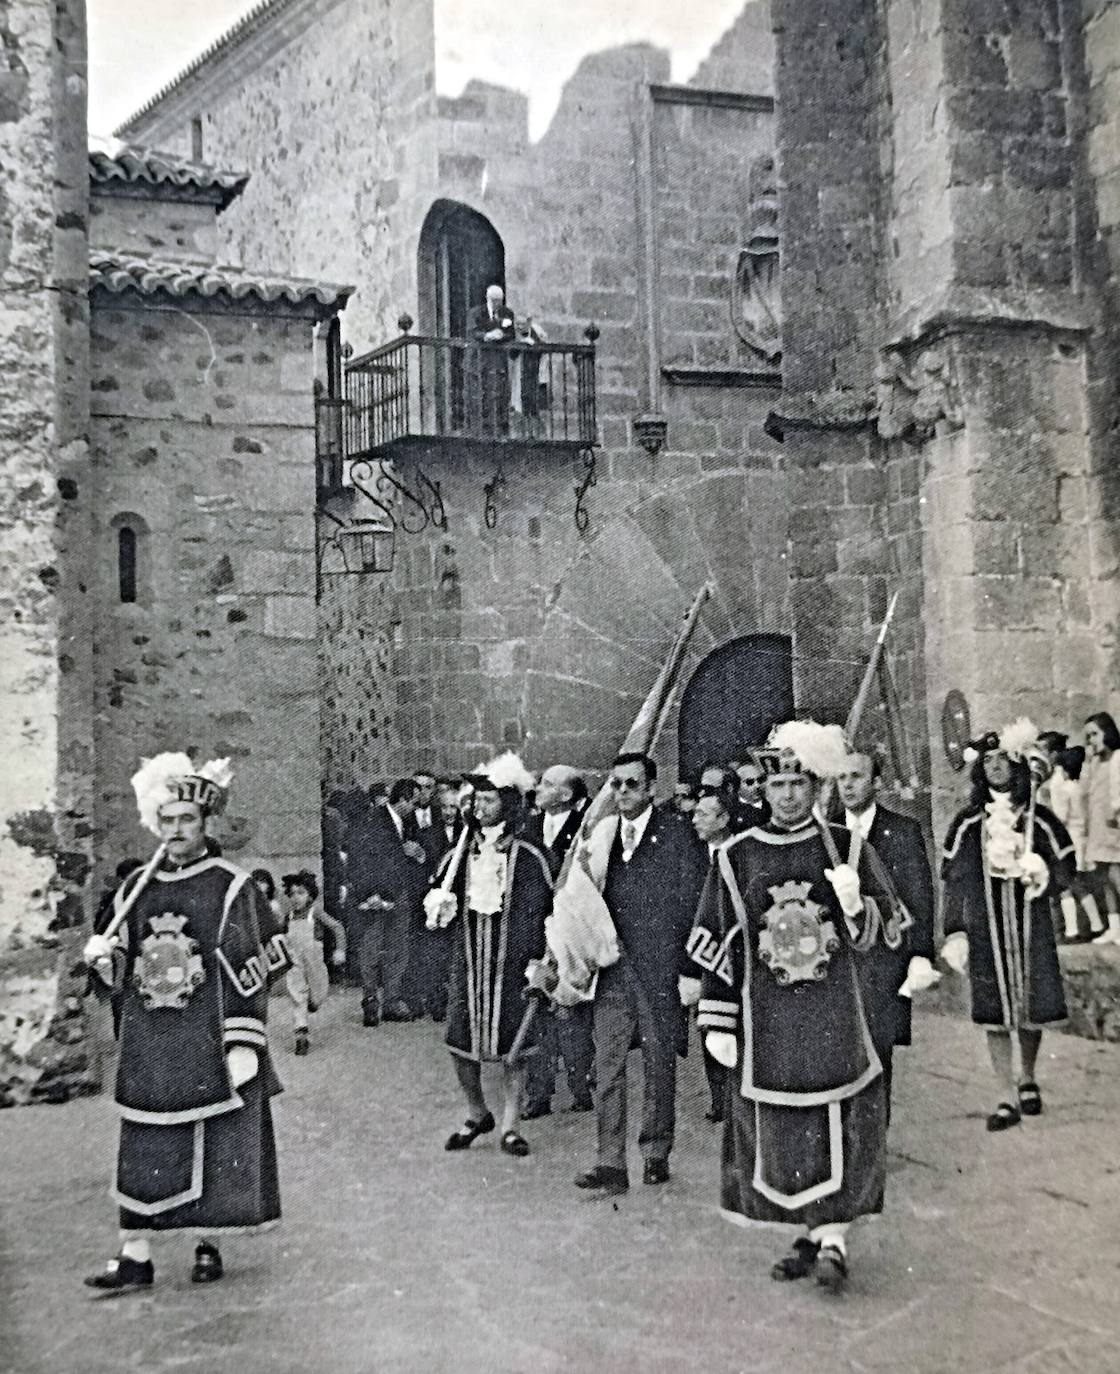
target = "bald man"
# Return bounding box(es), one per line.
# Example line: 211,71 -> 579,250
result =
521,765 -> 594,1116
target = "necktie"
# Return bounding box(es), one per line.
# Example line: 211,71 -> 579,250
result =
622,821 -> 637,861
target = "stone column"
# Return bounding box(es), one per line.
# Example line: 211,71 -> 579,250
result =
0,0 -> 95,1104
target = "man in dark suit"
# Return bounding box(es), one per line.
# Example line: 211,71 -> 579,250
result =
575,752 -> 708,1195
413,782 -> 464,1020
468,283 -> 515,436
836,751 -> 937,1118
347,777 -> 426,1025
521,766 -> 593,1117
734,754 -> 772,831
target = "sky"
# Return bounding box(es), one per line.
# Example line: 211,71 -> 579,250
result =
88,0 -> 752,142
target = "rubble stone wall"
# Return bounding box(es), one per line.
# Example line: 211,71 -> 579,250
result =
0,0 -> 94,1105
89,295 -> 322,885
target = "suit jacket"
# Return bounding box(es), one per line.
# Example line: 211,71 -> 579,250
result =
421,819 -> 462,876
601,807 -> 708,1054
347,804 -> 416,912
848,803 -> 935,1049
469,302 -> 516,342
521,800 -> 588,880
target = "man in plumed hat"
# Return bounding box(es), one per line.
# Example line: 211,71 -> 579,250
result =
425,754 -> 554,1158
690,722 -> 894,1293
82,754 -> 289,1293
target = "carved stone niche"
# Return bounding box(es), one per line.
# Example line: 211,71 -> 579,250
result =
733,154 -> 781,365
876,343 -> 963,444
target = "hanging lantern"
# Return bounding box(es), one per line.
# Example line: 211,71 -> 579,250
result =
336,517 -> 395,574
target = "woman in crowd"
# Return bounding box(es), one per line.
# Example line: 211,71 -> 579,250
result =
1082,711 -> 1120,945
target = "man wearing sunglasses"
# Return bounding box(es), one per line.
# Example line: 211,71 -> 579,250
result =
574,752 -> 707,1196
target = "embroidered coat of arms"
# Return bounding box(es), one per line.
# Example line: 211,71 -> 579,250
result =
134,912 -> 206,1010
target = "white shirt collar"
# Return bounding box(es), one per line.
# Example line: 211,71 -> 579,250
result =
845,802 -> 877,839
543,808 -> 571,845
620,804 -> 653,852
386,803 -> 404,837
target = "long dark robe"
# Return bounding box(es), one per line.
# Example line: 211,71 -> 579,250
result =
691,820 -> 887,1228
442,829 -> 553,1062
105,856 -> 290,1234
941,802 -> 1074,1029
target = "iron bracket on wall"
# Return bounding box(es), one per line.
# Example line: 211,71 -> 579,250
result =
574,447 -> 597,532
349,457 -> 447,534
483,461 -> 506,531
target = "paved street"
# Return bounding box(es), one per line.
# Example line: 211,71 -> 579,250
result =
3,994 -> 1120,1374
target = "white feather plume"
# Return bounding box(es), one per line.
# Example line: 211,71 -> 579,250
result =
476,751 -> 536,794
197,757 -> 234,790
998,717 -> 1038,762
131,752 -> 195,835
768,720 -> 850,780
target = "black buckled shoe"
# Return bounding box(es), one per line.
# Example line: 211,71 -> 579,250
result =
574,1165 -> 629,1196
770,1237 -> 820,1281
500,1130 -> 531,1157
84,1254 -> 154,1293
190,1243 -> 224,1284
986,1102 -> 1022,1132
445,1111 -> 496,1151
1017,1082 -> 1042,1116
815,1243 -> 848,1293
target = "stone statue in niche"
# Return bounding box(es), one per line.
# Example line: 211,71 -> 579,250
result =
732,154 -> 781,365
876,344 -> 964,444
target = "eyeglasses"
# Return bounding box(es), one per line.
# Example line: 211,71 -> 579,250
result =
609,777 -> 646,790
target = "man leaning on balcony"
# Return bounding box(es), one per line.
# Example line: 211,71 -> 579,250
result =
469,283 -> 515,436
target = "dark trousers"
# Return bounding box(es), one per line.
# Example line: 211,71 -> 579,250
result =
358,906 -> 411,1014
525,1002 -> 594,1107
592,960 -> 676,1172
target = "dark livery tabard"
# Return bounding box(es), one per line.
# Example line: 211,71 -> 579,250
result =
690,821 -> 887,1229
941,801 -> 1074,1030
442,830 -> 553,1063
108,856 -> 289,1234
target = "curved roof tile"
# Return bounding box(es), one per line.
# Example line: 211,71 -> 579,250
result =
90,147 -> 250,209
90,250 -> 353,318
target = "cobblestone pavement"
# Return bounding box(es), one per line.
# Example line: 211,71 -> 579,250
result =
3,995 -> 1120,1374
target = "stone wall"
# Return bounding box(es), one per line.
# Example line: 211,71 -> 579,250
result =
125,0 -> 792,790
0,0 -> 94,1105
119,0 -> 434,354
89,295 -> 323,883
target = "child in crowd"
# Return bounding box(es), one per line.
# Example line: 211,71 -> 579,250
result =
282,871 -> 347,1055
1050,745 -> 1108,943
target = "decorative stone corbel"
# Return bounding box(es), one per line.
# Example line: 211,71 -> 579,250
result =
876,344 -> 963,444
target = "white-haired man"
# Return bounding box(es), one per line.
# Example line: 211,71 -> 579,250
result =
690,722 -> 896,1293
82,755 -> 288,1293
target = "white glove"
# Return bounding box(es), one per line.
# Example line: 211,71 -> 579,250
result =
898,955 -> 941,999
1018,851 -> 1049,899
824,863 -> 864,918
940,932 -> 969,975
705,1031 -> 738,1069
331,949 -> 346,967
83,933 -> 118,966
423,888 -> 457,930
678,976 -> 701,1008
227,1046 -> 259,1088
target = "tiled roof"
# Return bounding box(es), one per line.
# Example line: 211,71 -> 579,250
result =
90,147 -> 249,209
115,0 -> 298,135
89,250 -> 354,318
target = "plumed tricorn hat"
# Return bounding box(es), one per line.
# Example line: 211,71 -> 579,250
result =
131,753 -> 233,836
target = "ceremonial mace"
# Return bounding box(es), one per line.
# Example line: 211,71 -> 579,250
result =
88,842 -> 168,973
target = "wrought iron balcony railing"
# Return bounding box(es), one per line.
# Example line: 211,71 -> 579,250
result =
342,332 -> 597,462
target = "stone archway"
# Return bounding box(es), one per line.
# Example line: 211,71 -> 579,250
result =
678,634 -> 794,779
417,199 -> 506,340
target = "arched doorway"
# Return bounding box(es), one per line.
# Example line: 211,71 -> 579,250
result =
417,202 -> 506,434
678,634 -> 794,779
417,200 -> 505,340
